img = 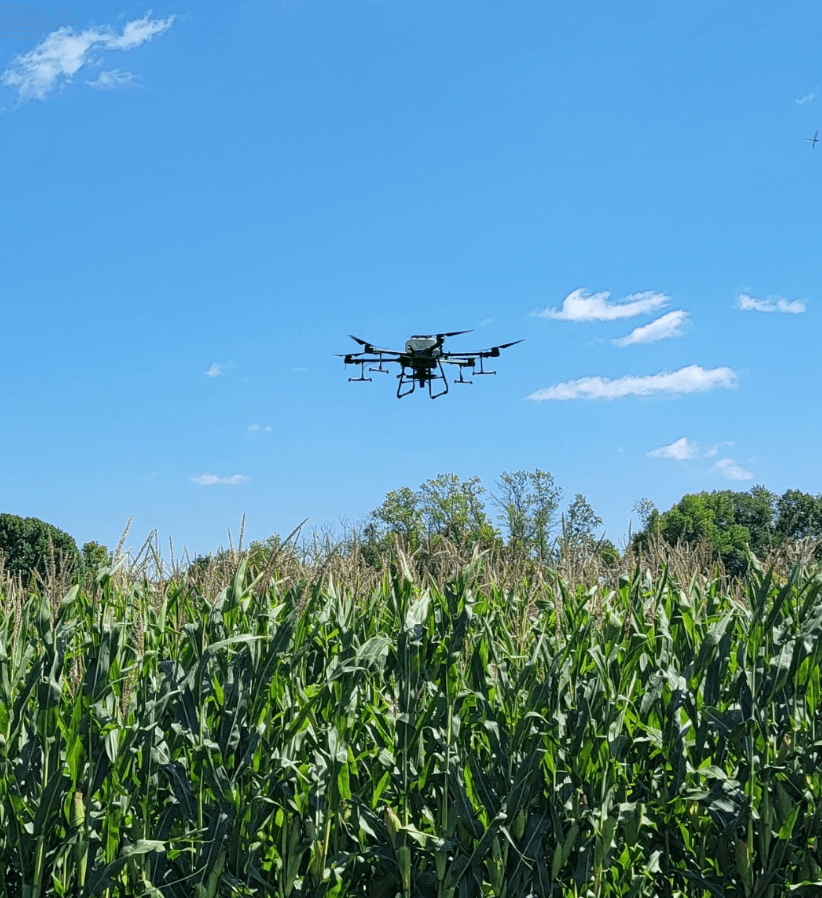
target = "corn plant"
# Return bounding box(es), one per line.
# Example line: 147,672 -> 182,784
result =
1,548 -> 822,895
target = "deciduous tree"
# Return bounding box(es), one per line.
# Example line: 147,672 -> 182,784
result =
0,513 -> 79,581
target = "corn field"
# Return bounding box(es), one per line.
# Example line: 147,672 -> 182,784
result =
2,546 -> 822,897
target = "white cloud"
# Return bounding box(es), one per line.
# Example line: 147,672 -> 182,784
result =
648,437 -> 738,461
264,425 -> 272,432
533,288 -> 668,322
737,293 -> 806,314
248,424 -> 260,432
0,12 -> 174,102
206,361 -> 233,378
103,14 -> 174,50
705,441 -> 734,458
797,92 -> 817,106
85,69 -> 136,90
526,364 -> 737,401
713,458 -> 753,481
647,437 -> 699,460
191,474 -> 249,487
614,310 -> 689,346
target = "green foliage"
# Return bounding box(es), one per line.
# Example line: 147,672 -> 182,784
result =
774,488 -> 822,541
368,474 -> 497,549
0,513 -> 79,581
597,538 -> 621,567
80,541 -> 109,578
492,468 -> 561,560
562,493 -> 604,550
2,553 -> 822,895
368,470 -> 605,564
634,487 -> 822,576
369,485 -> 426,545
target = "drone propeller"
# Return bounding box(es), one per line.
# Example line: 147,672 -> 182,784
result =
409,330 -> 473,341
446,339 -> 524,357
348,335 -> 401,354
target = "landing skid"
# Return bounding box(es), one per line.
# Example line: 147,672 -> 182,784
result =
397,360 -> 449,399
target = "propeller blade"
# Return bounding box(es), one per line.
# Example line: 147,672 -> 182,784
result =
408,330 -> 473,340
444,339 -> 524,357
348,335 -> 403,354
438,329 -> 473,339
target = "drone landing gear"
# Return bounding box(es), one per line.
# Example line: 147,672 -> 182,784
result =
474,356 -> 496,376
396,362 -> 449,399
397,370 -> 416,399
454,365 -> 473,385
428,363 -> 449,399
348,361 -> 372,383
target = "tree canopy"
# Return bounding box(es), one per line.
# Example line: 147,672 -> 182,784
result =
634,487 -> 822,576
0,513 -> 80,582
365,469 -> 608,562
367,473 -> 497,549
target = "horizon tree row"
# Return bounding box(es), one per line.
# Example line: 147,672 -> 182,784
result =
3,481 -> 822,584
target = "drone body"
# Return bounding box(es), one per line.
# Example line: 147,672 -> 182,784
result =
337,330 -> 523,399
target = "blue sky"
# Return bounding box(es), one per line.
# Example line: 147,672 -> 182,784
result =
1,0 -> 819,558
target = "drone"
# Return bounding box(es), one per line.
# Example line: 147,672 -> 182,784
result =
808,130 -> 819,149
337,330 -> 523,399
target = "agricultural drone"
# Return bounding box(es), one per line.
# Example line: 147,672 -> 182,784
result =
336,330 -> 523,399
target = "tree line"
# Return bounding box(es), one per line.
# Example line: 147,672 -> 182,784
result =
3,477 -> 822,583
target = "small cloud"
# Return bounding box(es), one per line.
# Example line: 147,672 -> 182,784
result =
85,69 -> 136,90
713,458 -> 753,481
614,310 -> 689,347
205,361 -> 233,378
533,288 -> 668,322
264,425 -> 272,432
478,318 -> 493,328
248,424 -> 260,432
705,440 -> 734,458
103,13 -> 174,51
292,367 -> 308,373
191,473 -> 249,486
796,92 -> 817,106
737,293 -> 806,314
647,437 -> 699,460
526,364 -> 737,401
0,12 -> 174,103
248,423 -> 273,433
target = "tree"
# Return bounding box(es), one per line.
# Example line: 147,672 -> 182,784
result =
369,486 -> 425,545
730,485 -> 776,556
492,469 -> 561,560
418,473 -> 494,545
633,488 -> 778,577
81,541 -> 110,578
368,474 -> 497,549
0,514 -> 80,581
561,494 -> 603,551
633,498 -> 659,531
773,489 -> 822,541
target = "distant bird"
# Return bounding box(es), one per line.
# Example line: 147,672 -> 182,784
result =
808,130 -> 819,149
0,4 -> 75,41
